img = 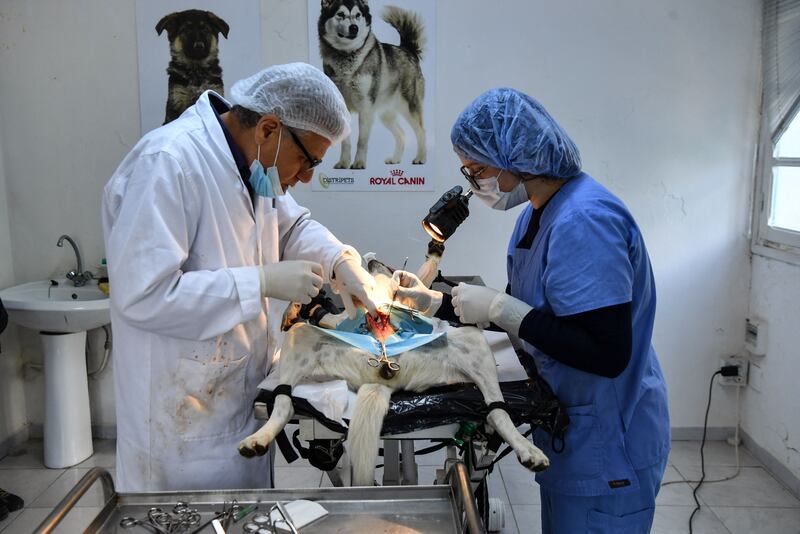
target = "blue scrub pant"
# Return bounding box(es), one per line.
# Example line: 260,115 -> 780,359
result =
539,457 -> 668,533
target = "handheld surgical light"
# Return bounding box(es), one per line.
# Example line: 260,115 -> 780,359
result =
421,186 -> 473,243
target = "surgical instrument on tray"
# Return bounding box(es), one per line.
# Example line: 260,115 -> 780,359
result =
272,501 -> 300,534
233,503 -> 258,522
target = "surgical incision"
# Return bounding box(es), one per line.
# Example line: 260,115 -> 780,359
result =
365,309 -> 396,342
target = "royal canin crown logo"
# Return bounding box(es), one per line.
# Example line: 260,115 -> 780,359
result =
369,167 -> 426,186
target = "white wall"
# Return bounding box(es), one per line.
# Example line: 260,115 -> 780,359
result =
744,256 -> 800,482
0,0 -> 762,442
0,106 -> 27,452
0,0 -> 140,432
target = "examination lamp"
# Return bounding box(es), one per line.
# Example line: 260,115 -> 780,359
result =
422,185 -> 473,243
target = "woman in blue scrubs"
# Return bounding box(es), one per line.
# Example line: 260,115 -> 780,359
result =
395,88 -> 670,532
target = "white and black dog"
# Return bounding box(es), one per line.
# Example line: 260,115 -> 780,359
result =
238,258 -> 549,486
318,0 -> 427,169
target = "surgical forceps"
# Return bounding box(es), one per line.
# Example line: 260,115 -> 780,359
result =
120,508 -> 172,533
120,504 -> 201,533
368,341 -> 401,372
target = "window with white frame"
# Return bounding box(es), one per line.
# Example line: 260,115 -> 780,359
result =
754,0 -> 800,258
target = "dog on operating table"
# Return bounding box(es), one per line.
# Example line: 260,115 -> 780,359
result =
238,258 -> 550,486
156,9 -> 230,124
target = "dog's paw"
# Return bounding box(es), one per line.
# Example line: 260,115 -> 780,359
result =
384,157 -> 400,164
517,442 -> 550,472
412,158 -> 426,165
237,435 -> 270,458
334,160 -> 350,169
350,161 -> 366,169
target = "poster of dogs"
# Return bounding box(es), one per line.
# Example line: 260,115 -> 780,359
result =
308,0 -> 436,192
135,0 -> 261,135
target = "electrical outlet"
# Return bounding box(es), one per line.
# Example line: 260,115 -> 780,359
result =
719,356 -> 749,387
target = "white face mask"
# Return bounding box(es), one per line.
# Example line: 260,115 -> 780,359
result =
472,171 -> 529,211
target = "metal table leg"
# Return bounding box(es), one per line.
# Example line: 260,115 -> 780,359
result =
382,439 -> 400,485
401,439 -> 418,485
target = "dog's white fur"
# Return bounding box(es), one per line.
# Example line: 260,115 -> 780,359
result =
238,261 -> 549,485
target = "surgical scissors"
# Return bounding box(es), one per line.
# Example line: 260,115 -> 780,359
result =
120,508 -> 171,534
368,341 -> 400,372
121,504 -> 201,533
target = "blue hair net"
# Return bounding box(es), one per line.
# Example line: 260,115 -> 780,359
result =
450,88 -> 581,179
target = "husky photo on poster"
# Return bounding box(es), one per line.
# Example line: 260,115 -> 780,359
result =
308,0 -> 436,192
135,0 -> 261,135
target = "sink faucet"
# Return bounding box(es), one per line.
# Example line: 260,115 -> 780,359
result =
57,234 -> 93,287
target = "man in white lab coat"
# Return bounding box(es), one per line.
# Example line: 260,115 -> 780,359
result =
102,63 -> 377,491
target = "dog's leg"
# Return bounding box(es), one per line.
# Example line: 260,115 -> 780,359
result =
349,383 -> 393,486
237,324 -> 321,457
448,328 -> 550,472
335,132 -> 352,169
379,111 -> 405,164
409,108 -> 426,165
351,107 -> 376,169
399,102 -> 426,165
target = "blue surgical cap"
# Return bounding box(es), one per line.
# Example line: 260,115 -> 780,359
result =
450,88 -> 581,179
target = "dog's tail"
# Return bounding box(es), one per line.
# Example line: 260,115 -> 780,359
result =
349,383 -> 393,486
382,6 -> 425,60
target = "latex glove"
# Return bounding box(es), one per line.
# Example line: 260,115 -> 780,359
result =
391,270 -> 443,317
260,261 -> 323,304
488,293 -> 534,337
332,253 -> 378,319
451,283 -> 499,329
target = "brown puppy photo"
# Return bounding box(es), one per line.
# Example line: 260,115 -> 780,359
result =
156,9 -> 230,124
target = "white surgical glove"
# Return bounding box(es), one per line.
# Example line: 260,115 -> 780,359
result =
331,252 -> 378,319
260,261 -> 323,304
451,283 -> 499,329
391,271 -> 443,317
488,293 -> 534,337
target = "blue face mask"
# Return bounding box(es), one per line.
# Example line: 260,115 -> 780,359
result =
249,128 -> 285,198
311,304 -> 445,357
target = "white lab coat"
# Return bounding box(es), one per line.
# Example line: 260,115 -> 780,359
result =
102,91 -> 354,491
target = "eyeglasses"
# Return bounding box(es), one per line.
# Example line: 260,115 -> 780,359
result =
460,165 -> 486,190
286,128 -> 323,171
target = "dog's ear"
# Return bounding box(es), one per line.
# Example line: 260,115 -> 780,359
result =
321,0 -> 335,8
155,12 -> 179,37
280,302 -> 303,331
206,11 -> 230,39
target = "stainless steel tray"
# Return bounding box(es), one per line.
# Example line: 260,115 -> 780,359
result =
34,464 -> 485,533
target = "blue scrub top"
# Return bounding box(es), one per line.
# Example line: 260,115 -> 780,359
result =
508,173 -> 670,496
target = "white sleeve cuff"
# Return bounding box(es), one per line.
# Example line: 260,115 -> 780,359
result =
426,291 -> 444,317
488,293 -> 533,337
330,247 -> 360,281
229,266 -> 263,321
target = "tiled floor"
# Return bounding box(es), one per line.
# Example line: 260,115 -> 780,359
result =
1,437 -> 798,533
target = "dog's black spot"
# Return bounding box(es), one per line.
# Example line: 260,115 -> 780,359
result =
379,363 -> 398,380
312,341 -> 326,353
